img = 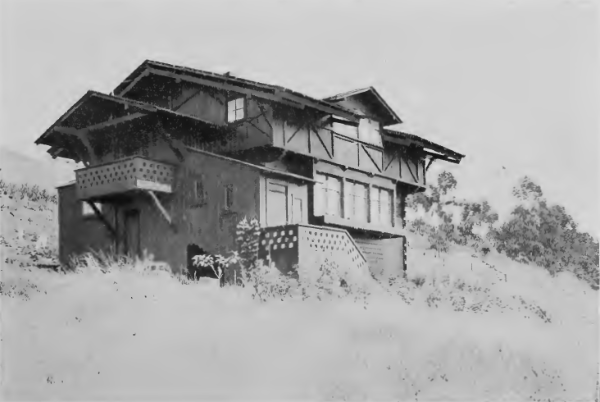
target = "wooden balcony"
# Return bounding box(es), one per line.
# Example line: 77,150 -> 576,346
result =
75,156 -> 175,200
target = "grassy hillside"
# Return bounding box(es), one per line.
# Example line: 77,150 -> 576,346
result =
0,178 -> 598,401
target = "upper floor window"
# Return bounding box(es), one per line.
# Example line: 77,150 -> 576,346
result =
227,97 -> 245,123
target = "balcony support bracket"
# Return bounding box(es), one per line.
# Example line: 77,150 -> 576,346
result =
146,190 -> 177,232
86,201 -> 117,239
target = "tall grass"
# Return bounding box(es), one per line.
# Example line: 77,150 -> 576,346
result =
0,178 -> 57,204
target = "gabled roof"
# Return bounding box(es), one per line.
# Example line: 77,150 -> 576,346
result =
113,60 -> 362,122
322,86 -> 402,126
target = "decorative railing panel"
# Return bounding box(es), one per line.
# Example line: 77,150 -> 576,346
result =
257,224 -> 369,278
75,156 -> 175,200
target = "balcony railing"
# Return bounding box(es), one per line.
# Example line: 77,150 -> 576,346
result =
257,224 -> 369,277
75,156 -> 175,200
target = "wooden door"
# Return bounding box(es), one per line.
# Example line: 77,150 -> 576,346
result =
266,181 -> 288,227
124,209 -> 141,258
290,195 -> 303,224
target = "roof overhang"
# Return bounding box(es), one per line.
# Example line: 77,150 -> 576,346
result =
35,91 -> 223,160
382,129 -> 465,164
113,60 -> 362,122
323,86 -> 402,126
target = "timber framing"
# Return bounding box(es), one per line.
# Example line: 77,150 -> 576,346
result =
87,201 -> 117,239
113,60 -> 361,122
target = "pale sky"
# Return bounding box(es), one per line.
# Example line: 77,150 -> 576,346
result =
1,0 -> 598,235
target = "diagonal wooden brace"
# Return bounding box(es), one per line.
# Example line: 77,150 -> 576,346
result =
146,190 -> 177,232
87,201 -> 117,239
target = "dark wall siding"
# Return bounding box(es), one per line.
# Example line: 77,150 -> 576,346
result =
58,151 -> 262,272
57,185 -> 114,265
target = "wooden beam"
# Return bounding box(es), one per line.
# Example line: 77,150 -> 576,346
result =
422,149 -> 460,164
361,144 -> 382,173
146,190 -> 176,231
425,156 -> 437,172
54,127 -> 98,165
116,69 -> 150,96
156,120 -> 186,163
311,127 -> 332,159
87,201 -> 117,238
145,68 -> 359,121
48,146 -> 64,159
86,112 -> 147,131
146,68 -> 300,108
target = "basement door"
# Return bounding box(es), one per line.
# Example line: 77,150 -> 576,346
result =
124,209 -> 141,258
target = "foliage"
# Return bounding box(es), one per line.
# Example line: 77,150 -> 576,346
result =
0,176 -> 57,204
406,171 -> 599,290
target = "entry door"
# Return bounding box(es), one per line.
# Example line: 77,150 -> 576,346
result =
124,209 -> 141,258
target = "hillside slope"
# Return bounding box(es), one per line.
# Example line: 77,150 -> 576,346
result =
0,186 -> 598,401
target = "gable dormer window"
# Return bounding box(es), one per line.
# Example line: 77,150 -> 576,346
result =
227,97 -> 245,123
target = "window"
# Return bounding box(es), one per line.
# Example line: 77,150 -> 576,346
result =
194,179 -> 206,206
227,97 -> 245,123
315,173 -> 342,217
82,201 -> 101,217
224,184 -> 234,210
371,187 -> 392,226
347,181 -> 368,222
267,182 -> 288,226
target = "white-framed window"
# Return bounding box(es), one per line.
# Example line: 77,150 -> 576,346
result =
314,173 -> 342,217
347,180 -> 369,222
370,186 -> 392,226
227,97 -> 245,123
82,201 -> 102,217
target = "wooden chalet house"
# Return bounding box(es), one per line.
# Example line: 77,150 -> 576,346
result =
35,60 -> 464,280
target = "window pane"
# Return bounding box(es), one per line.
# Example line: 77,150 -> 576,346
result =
236,108 -> 244,120
314,181 -> 325,216
228,109 -> 236,123
381,189 -> 392,226
235,97 -> 244,109
228,100 -> 236,112
370,188 -> 380,224
353,182 -> 368,222
326,187 -> 341,216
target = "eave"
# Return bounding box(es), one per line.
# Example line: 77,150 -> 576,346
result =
382,129 -> 465,164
